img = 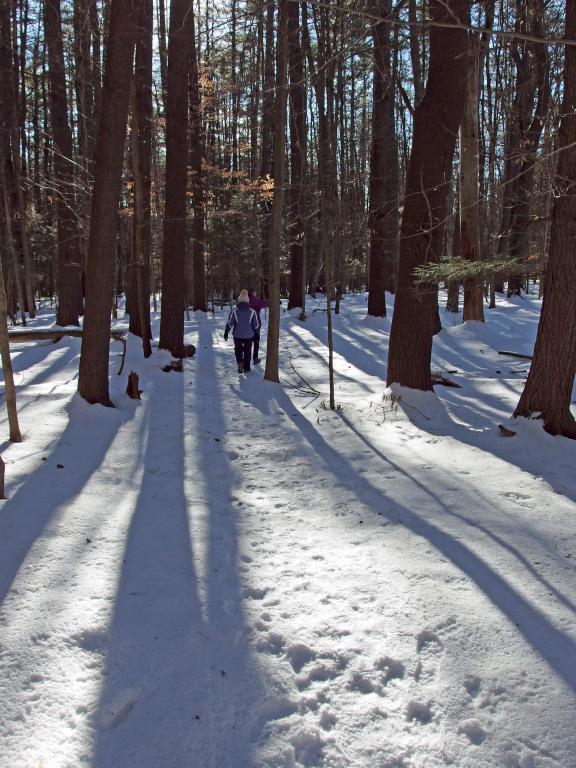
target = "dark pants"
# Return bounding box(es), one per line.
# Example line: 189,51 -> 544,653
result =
253,331 -> 260,361
234,337 -> 253,371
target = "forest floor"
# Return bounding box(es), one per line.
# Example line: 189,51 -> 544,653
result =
1,291 -> 576,768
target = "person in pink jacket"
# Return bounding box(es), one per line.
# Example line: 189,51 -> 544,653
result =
249,289 -> 270,364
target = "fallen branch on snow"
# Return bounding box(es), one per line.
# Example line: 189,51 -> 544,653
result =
8,328 -> 128,375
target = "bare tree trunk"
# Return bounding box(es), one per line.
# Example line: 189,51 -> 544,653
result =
259,0 -> 275,296
0,255 -> 21,442
387,0 -> 470,390
0,159 -> 26,327
408,0 -> 424,107
78,0 -> 138,405
45,0 -> 83,325
302,0 -> 337,405
287,0 -> 306,312
73,0 -> 94,277
367,0 -> 395,316
514,0 -> 576,439
190,8 -> 207,313
264,0 -> 288,384
129,0 -> 153,356
460,31 -> 484,322
498,0 -> 549,296
157,0 -> 168,108
8,5 -> 35,319
159,0 -> 194,356
0,0 -> 26,326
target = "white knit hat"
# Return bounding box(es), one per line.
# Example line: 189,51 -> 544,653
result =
238,289 -> 249,302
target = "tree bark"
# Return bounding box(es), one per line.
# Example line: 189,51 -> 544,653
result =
159,0 -> 195,356
264,0 -> 288,384
129,0 -> 153,356
259,0 -> 275,296
514,0 -> 576,439
498,0 -> 549,297
78,0 -> 139,405
189,8 -> 207,313
460,31 -> 485,322
44,0 -> 83,325
0,0 -> 28,325
387,0 -> 470,390
286,0 -> 306,312
157,0 -> 168,108
0,255 -> 21,442
367,0 -> 397,316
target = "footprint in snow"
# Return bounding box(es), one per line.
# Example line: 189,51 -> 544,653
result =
463,674 -> 481,698
286,643 -> 317,673
406,700 -> 434,725
347,671 -> 382,695
416,629 -> 443,653
502,491 -> 533,503
375,655 -> 405,685
243,586 -> 268,600
319,706 -> 337,731
255,631 -> 284,655
458,718 -> 487,745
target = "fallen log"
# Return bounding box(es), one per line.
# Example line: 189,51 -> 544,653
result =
8,328 -> 127,375
497,350 -> 533,361
431,370 -> 461,388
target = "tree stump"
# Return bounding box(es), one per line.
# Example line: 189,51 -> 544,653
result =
126,370 -> 142,399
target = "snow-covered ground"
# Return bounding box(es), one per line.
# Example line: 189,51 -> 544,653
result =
1,291 -> 575,768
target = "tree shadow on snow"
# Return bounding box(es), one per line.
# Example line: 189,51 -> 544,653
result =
270,387 -> 576,695
92,322 -> 267,768
0,391 -> 138,609
404,387 -> 576,509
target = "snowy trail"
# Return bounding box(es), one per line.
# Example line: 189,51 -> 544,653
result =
1,296 -> 576,768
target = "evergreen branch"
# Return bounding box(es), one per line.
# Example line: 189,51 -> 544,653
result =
413,258 -> 526,284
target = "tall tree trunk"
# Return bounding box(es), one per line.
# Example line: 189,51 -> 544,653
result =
302,0 -> 337,404
259,0 -> 275,296
73,0 -> 94,276
498,0 -> 549,296
264,0 -> 288,383
0,0 -> 25,325
367,0 -> 396,316
460,31 -> 484,322
0,252 -> 21,442
514,0 -> 576,439
408,0 -> 424,107
230,0 -> 238,173
157,0 -> 168,108
387,0 -> 470,390
189,8 -> 207,313
8,0 -> 35,318
129,0 -> 153,355
78,0 -> 139,405
0,145 -> 25,327
45,0 -> 83,325
159,0 -> 194,356
89,0 -> 101,149
287,0 -> 306,311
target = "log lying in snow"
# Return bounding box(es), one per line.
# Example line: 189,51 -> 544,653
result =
8,328 -> 128,375
498,350 -> 533,361
431,370 -> 461,388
